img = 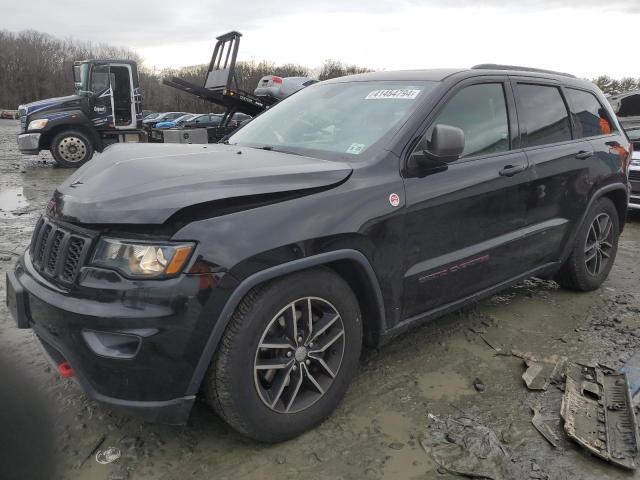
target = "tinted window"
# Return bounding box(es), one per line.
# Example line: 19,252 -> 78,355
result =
517,84 -> 571,147
566,88 -> 613,138
424,83 -> 509,158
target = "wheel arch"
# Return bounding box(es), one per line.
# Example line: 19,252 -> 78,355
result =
557,182 -> 629,266
186,249 -> 386,396
40,123 -> 101,151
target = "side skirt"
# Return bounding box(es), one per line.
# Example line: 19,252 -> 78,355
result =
378,261 -> 560,345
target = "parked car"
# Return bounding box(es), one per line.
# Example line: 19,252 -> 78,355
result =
182,113 -> 223,128
254,75 -> 317,103
608,90 -> 640,130
143,112 -> 188,129
1,110 -> 18,119
7,65 -> 630,443
626,127 -> 640,210
155,114 -> 197,129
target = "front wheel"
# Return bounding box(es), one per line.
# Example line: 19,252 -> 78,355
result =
50,130 -> 94,167
204,268 -> 362,442
555,197 -> 620,291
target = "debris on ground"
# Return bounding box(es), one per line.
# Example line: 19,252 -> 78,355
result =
530,406 -> 560,449
621,350 -> 640,402
421,413 -> 524,479
96,447 -> 122,465
513,351 -> 567,391
472,377 -> 486,392
560,363 -> 639,470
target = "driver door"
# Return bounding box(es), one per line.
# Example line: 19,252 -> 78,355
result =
89,64 -> 114,129
401,80 -> 531,319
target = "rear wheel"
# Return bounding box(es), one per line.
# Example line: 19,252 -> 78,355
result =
204,268 -> 362,442
555,197 -> 619,291
50,130 -> 94,167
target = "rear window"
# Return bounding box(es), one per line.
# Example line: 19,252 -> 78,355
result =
566,88 -> 614,138
517,84 -> 571,147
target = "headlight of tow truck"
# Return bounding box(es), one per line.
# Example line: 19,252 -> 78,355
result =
92,238 -> 195,278
27,119 -> 48,130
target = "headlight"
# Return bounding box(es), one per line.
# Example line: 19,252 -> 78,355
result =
92,238 -> 195,278
28,119 -> 48,130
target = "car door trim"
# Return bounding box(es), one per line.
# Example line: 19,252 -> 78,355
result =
405,217 -> 568,279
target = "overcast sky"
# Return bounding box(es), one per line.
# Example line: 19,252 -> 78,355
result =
3,0 -> 639,78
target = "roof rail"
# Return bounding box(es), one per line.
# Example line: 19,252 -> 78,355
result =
471,64 -> 576,78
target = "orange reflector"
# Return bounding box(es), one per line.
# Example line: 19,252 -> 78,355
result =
165,246 -> 193,275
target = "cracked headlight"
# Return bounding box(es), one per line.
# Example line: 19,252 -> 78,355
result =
92,238 -> 195,278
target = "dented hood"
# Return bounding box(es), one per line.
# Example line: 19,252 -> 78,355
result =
54,143 -> 352,224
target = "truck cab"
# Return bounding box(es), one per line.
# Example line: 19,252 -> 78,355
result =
17,59 -> 146,167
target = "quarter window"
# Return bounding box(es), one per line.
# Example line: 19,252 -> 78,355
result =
517,84 -> 571,147
423,83 -> 509,158
566,88 -> 614,138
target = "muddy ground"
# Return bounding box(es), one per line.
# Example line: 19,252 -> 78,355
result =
1,117 -> 640,480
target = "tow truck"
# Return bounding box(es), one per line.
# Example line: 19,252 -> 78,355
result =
17,60 -> 146,167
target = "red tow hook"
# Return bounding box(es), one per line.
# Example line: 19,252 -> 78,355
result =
57,361 -> 75,378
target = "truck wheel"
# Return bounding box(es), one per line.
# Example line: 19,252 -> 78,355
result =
555,197 -> 619,291
51,130 -> 94,167
204,268 -> 362,442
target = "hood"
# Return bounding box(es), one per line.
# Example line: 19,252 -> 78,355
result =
54,143 -> 352,224
22,95 -> 83,116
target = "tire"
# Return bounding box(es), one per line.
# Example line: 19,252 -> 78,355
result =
204,268 -> 362,442
50,130 -> 94,167
555,197 -> 620,291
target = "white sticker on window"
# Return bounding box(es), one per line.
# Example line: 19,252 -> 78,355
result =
365,89 -> 420,100
346,143 -> 366,154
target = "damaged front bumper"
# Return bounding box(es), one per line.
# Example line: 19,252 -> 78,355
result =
5,250 -> 226,424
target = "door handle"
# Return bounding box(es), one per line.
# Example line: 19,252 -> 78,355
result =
575,150 -> 595,160
499,164 -> 526,177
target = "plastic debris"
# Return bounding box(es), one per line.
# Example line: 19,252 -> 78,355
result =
421,413 -> 524,479
96,447 -> 121,465
513,352 -> 567,391
530,406 -> 560,449
561,363 -> 639,470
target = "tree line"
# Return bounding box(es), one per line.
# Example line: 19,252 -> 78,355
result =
1,30 -> 637,113
0,30 -> 372,113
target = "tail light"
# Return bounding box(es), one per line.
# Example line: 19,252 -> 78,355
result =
272,76 -> 283,85
608,141 -> 631,175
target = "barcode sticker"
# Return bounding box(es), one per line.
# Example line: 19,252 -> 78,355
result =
365,89 -> 420,100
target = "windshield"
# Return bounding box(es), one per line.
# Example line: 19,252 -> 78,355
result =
173,114 -> 193,124
73,63 -> 90,95
229,80 -> 437,158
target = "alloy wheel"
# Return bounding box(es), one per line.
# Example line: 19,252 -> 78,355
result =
254,296 -> 345,413
584,213 -> 613,276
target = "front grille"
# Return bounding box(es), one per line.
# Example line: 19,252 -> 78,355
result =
18,107 -> 27,132
29,217 -> 92,285
629,170 -> 640,182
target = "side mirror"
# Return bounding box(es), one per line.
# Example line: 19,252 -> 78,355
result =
407,124 -> 465,176
427,124 -> 465,162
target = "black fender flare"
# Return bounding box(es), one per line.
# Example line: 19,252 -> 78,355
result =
185,249 -> 386,395
558,182 -> 629,264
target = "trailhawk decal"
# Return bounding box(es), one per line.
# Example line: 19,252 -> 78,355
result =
418,255 -> 490,283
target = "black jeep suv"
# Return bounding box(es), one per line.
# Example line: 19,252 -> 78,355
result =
6,65 -> 631,442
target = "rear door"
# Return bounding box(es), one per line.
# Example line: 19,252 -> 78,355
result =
513,80 -> 593,270
402,78 -> 531,319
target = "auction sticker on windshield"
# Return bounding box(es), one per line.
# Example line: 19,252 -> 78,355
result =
365,89 -> 420,100
346,143 -> 366,154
